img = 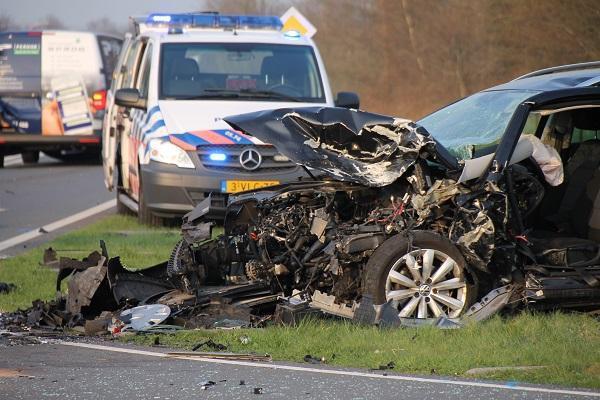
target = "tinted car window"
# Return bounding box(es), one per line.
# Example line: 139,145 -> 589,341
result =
97,35 -> 122,84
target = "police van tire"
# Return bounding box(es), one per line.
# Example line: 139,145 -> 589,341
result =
138,178 -> 162,226
22,151 -> 39,164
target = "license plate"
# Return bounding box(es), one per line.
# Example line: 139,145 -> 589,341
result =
221,180 -> 280,193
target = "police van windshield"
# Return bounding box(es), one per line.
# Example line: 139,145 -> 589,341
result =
160,43 -> 325,102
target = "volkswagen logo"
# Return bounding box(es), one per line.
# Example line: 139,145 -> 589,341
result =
239,148 -> 262,171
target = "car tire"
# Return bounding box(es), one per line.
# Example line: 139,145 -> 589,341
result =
0,154 -> 4,168
363,230 -> 478,319
22,151 -> 39,164
138,175 -> 163,226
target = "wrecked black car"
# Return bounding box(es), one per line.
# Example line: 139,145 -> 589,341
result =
167,64 -> 600,323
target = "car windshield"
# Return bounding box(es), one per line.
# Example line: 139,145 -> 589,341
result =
418,90 -> 541,160
160,43 -> 325,102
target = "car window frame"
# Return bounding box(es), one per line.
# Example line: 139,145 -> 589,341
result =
136,42 -> 153,99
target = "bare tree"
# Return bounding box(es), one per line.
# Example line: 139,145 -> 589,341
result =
87,17 -> 126,36
0,14 -> 18,31
34,14 -> 66,30
183,0 -> 600,118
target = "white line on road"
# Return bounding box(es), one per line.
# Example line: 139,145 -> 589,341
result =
0,199 -> 116,252
60,342 -> 600,398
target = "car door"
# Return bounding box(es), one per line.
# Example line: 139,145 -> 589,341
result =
102,32 -> 131,190
127,41 -> 153,201
115,38 -> 146,195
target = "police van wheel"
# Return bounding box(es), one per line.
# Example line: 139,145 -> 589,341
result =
22,151 -> 39,164
138,179 -> 163,226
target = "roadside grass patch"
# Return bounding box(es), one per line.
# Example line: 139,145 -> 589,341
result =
125,312 -> 600,389
0,214 -> 180,311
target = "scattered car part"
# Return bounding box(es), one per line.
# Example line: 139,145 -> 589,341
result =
167,352 -> 272,362
118,304 -> 171,332
192,339 -> 227,352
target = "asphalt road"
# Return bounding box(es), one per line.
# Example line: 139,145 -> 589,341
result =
0,341 -> 597,400
0,154 -> 114,251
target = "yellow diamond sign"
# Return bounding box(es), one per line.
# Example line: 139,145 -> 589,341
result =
281,7 -> 317,38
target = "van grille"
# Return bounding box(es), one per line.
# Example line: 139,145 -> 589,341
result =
198,145 -> 297,172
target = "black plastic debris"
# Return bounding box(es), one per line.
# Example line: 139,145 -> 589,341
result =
377,361 -> 396,370
303,355 -> 325,364
0,282 -> 16,294
200,380 -> 216,390
192,339 -> 227,352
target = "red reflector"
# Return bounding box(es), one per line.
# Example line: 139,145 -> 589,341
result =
0,138 -> 5,144
91,90 -> 107,110
27,31 -> 42,36
79,137 -> 100,144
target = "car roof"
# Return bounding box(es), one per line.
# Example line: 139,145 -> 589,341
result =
487,62 -> 600,92
141,30 -> 314,46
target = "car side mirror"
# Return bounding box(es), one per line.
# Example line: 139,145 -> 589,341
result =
335,92 -> 360,109
115,88 -> 147,110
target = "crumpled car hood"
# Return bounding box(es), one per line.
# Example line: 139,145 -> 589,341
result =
225,107 -> 437,187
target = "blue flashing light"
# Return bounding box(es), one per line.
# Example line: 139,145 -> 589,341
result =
151,15 -> 172,22
209,152 -> 227,161
145,13 -> 283,31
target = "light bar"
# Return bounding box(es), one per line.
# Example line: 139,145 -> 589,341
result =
145,13 -> 283,31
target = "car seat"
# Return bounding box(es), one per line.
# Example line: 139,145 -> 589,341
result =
165,58 -> 202,96
534,109 -> 600,239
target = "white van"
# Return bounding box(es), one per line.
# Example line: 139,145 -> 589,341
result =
103,13 -> 359,224
0,30 -> 122,165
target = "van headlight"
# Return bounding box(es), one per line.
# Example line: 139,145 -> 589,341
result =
148,138 -> 195,169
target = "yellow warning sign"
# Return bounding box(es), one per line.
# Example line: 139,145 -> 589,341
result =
280,7 -> 317,38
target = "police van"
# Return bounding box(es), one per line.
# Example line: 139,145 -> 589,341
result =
0,30 -> 122,166
103,12 -> 359,225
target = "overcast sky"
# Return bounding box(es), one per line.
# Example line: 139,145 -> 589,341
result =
1,0 -> 210,30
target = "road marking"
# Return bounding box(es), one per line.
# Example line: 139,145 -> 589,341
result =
0,199 -> 116,252
60,342 -> 600,398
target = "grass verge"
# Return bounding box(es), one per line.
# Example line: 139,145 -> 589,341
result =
124,312 -> 600,389
1,214 -> 599,388
0,214 -> 180,311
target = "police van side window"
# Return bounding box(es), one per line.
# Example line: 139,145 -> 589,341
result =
137,43 -> 153,99
122,40 -> 144,89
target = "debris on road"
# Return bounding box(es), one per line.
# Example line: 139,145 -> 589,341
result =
168,351 -> 272,362
200,380 -> 216,390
